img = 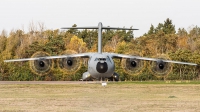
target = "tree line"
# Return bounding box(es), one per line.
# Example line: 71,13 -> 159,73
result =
0,18 -> 200,81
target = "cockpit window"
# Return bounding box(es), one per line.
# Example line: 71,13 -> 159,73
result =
95,58 -> 107,61
100,58 -> 106,61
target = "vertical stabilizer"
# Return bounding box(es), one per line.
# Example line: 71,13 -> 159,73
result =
98,22 -> 103,54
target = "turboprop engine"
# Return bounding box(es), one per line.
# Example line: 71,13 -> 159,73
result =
149,54 -> 172,77
58,50 -> 81,74
122,58 -> 145,75
29,52 -> 53,76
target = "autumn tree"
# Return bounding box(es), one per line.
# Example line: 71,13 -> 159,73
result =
177,28 -> 188,37
0,30 -> 7,53
78,29 -> 98,49
188,26 -> 200,52
67,35 -> 87,53
67,24 -> 78,35
177,28 -> 189,50
146,18 -> 175,35
147,24 -> 155,35
116,41 -> 130,54
163,18 -> 176,34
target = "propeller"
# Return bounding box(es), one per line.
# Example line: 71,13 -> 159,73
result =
29,52 -> 53,76
121,52 -> 145,75
149,54 -> 173,77
58,50 -> 82,74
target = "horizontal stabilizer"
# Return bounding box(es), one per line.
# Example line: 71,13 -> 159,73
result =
102,27 -> 138,30
61,27 -> 99,29
61,27 -> 139,30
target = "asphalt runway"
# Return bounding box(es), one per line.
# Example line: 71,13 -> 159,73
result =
0,81 -> 104,84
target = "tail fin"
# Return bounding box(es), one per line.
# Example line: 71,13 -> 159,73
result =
61,22 -> 139,54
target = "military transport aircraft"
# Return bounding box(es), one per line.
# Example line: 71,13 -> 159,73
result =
4,22 -> 198,81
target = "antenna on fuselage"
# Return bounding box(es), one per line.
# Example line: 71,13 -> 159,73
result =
61,22 -> 139,54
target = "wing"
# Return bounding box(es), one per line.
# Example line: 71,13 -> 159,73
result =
4,53 -> 91,62
110,53 -> 198,66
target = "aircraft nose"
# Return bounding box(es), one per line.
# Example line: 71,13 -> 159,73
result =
96,62 -> 108,73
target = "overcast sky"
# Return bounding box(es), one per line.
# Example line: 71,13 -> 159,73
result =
0,0 -> 199,37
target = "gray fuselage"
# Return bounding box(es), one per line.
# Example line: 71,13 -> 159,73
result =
87,53 -> 115,79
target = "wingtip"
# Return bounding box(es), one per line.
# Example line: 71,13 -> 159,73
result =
4,60 -> 11,63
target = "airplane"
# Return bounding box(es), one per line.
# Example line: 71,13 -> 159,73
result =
4,22 -> 198,81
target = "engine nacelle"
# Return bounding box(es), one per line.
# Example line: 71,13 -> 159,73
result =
58,50 -> 81,74
29,52 -> 53,76
149,54 -> 173,77
157,59 -> 165,69
121,58 -> 144,75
